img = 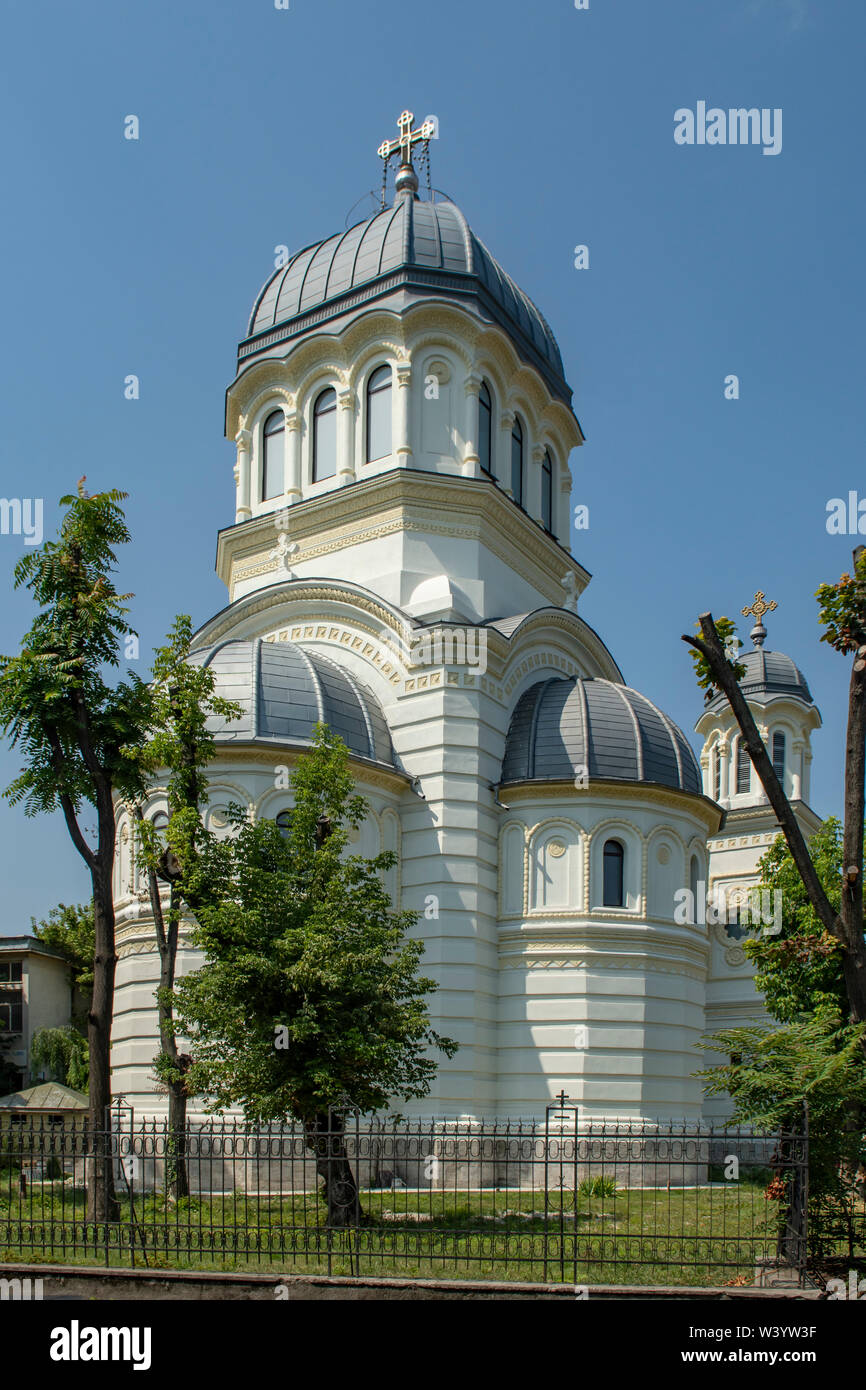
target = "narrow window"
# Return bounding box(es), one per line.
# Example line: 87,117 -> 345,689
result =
713,747 -> 721,801
541,450 -> 553,531
366,366 -> 392,462
511,417 -> 524,506
689,854 -> 700,924
736,739 -> 750,794
772,731 -> 786,785
479,381 -> 493,475
313,388 -> 337,481
261,410 -> 285,501
602,839 -> 624,907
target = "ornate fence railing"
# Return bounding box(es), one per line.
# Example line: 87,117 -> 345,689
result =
0,1103 -> 814,1287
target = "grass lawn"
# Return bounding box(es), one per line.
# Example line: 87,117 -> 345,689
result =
0,1180 -> 810,1286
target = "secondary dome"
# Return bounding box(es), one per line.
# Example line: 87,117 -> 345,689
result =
241,196 -> 569,401
703,648 -> 813,713
188,638 -> 396,769
502,677 -> 702,794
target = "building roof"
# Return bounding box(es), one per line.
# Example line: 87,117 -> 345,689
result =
241,195 -> 570,402
502,676 -> 702,794
703,647 -> 813,713
0,1082 -> 88,1111
0,935 -> 69,961
188,637 -> 397,769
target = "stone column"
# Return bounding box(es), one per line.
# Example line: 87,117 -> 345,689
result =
791,742 -> 803,800
528,445 -> 545,522
719,740 -> 731,805
285,410 -> 302,502
558,467 -> 572,546
463,374 -> 481,478
395,362 -> 412,466
499,410 -> 515,495
337,389 -> 356,487
235,428 -> 251,521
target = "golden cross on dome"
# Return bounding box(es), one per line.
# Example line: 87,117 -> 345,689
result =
742,591 -> 778,624
377,110 -> 434,166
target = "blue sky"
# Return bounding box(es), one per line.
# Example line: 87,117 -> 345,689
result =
0,0 -> 862,928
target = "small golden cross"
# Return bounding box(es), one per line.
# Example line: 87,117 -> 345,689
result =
377,110 -> 434,165
742,591 -> 778,624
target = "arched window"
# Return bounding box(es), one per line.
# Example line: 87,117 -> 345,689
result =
736,738 -> 751,794
772,731 -> 786,785
602,839 -> 624,907
313,388 -> 337,481
366,365 -> 392,462
150,811 -> 168,835
262,410 -> 285,501
713,747 -> 721,801
689,854 -> 701,924
511,416 -> 524,506
478,381 -> 493,475
541,449 -> 553,531
275,810 -> 293,839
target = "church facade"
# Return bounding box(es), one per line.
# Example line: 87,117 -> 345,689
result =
110,118 -> 822,1123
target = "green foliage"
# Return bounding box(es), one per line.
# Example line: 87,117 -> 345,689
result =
30,1026 -> 89,1092
688,616 -> 747,696
816,550 -> 866,655
172,725 -> 457,1123
31,901 -> 95,1010
743,820 -> 854,1025
699,1016 -> 866,1209
0,488 -> 150,822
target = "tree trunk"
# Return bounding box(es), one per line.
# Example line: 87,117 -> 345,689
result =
86,859 -> 119,1223
303,1113 -> 362,1228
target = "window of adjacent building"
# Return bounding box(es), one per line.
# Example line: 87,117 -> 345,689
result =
365,365 -> 392,462
772,731 -> 786,785
0,963 -> 22,984
313,388 -> 337,481
602,839 -> 624,907
736,739 -> 751,794
541,449 -> 553,531
261,409 -> 285,501
479,381 -> 493,475
511,416 -> 524,506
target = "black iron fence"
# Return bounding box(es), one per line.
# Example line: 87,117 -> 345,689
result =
0,1103 -> 815,1287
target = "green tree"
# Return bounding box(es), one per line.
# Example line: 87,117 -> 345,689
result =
31,901 -> 95,1026
127,614 -> 241,1197
0,488 -> 151,1220
700,1017 -> 866,1264
683,549 -> 866,1030
30,1026 -> 89,1091
172,725 -> 457,1225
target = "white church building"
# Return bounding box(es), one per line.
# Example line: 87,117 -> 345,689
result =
110,116 -> 822,1124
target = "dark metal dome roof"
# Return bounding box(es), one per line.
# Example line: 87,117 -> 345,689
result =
242,196 -> 568,400
703,648 -> 813,713
188,638 -> 396,768
502,677 -> 702,794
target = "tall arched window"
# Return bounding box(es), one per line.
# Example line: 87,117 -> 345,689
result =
541,450 -> 553,531
313,388 -> 337,481
275,810 -> 293,839
602,839 -> 624,907
736,738 -> 751,794
713,747 -> 721,801
511,416 -> 524,506
772,731 -> 786,785
689,854 -> 701,924
366,365 -> 392,462
262,410 -> 285,501
479,381 -> 493,475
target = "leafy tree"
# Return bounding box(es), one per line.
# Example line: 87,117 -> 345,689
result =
0,488 -> 151,1219
30,1026 -> 89,1092
743,820 -> 857,1026
172,725 -> 457,1225
31,901 -> 94,1026
126,614 -> 241,1197
683,550 -> 866,1030
700,1017 -> 866,1264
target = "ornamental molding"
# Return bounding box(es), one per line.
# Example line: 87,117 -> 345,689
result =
500,778 -> 722,831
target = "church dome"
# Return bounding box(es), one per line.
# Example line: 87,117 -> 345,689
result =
703,648 -> 813,713
188,638 -> 397,769
502,677 -> 702,794
241,196 -> 569,402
